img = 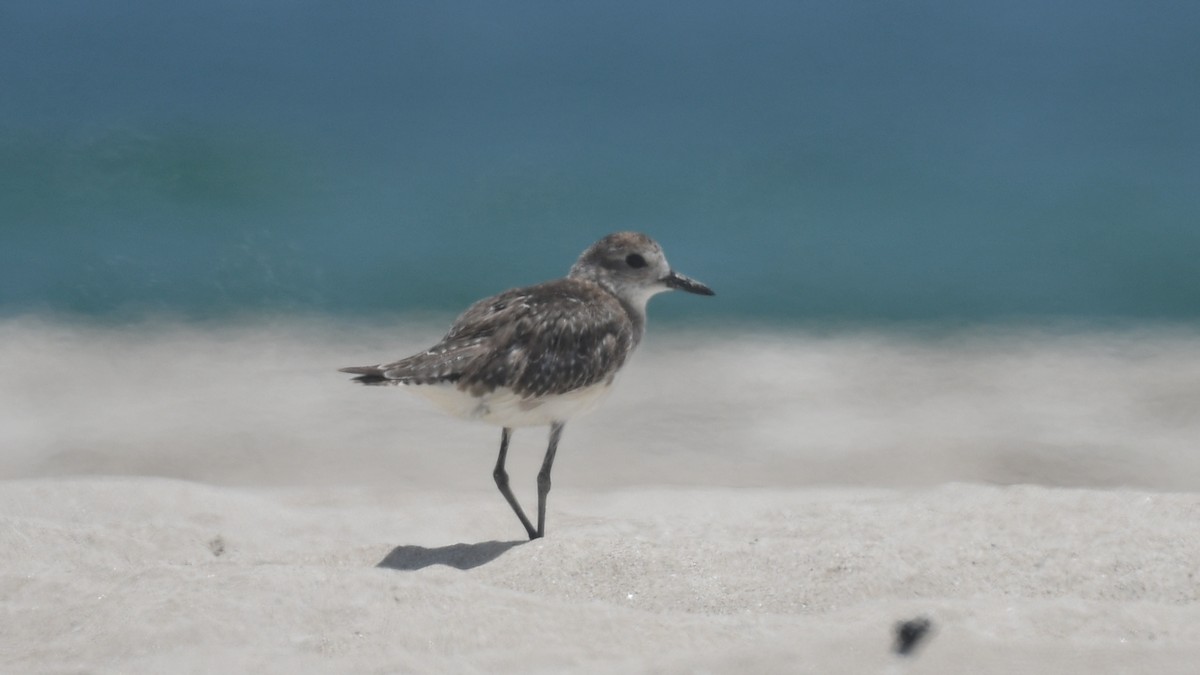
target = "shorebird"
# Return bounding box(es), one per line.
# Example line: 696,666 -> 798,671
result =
339,232 -> 713,539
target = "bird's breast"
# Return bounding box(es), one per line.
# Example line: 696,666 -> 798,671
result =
407,379 -> 616,428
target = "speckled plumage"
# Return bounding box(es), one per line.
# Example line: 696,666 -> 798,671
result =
345,278 -> 635,399
339,232 -> 713,539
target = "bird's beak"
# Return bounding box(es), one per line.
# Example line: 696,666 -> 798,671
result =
663,270 -> 715,296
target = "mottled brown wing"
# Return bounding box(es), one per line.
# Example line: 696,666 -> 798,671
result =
453,279 -> 634,397
343,279 -> 634,395
339,338 -> 496,385
441,278 -> 635,396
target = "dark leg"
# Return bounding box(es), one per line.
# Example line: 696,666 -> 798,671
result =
493,427 -> 537,539
534,422 -> 565,539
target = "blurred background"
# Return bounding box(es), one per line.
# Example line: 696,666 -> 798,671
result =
3,11 -> 1197,672
3,0 -> 1198,324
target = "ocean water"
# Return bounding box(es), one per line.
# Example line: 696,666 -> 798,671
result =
3,1 -> 1198,323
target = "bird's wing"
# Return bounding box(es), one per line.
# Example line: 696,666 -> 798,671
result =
344,279 -> 635,397
338,337 -> 495,385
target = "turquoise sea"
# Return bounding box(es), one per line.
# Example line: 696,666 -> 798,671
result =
2,1 -> 1198,324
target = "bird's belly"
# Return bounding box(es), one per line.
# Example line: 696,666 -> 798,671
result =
409,380 -> 614,427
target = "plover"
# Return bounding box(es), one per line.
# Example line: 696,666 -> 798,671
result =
340,232 -> 713,540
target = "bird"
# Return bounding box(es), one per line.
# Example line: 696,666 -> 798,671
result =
339,232 -> 714,539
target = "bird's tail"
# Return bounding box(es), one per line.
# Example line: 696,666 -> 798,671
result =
338,365 -> 390,385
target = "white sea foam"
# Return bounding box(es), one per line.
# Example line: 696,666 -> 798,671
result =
2,316 -> 1198,492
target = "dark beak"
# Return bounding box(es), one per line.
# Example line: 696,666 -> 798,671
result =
663,270 -> 715,296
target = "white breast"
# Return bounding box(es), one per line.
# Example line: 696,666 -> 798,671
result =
408,379 -> 615,428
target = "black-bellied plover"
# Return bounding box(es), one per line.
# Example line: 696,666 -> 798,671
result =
340,232 -> 713,540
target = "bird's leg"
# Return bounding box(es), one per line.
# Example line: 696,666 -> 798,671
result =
534,422 -> 565,539
493,427 -> 537,539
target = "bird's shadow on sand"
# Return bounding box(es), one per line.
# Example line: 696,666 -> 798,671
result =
376,540 -> 526,571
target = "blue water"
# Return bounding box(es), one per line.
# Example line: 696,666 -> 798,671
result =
3,1 -> 1198,322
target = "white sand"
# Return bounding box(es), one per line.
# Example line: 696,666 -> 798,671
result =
2,317 -> 1199,673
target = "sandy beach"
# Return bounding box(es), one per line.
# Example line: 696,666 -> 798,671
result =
2,318 -> 1199,673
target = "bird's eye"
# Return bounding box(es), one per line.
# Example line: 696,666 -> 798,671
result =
625,253 -> 647,268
